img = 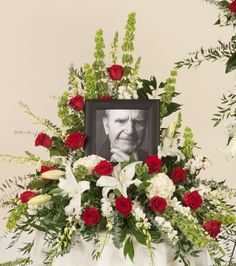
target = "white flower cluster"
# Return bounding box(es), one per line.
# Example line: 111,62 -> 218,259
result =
154,216 -> 178,245
132,201 -> 151,230
185,155 -> 211,174
101,194 -> 115,230
222,120 -> 236,159
146,173 -> 175,199
117,85 -> 138,99
73,155 -> 104,174
195,184 -> 211,197
158,122 -> 185,161
101,195 -> 114,218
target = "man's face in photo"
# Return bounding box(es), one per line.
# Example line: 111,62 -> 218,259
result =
102,109 -> 146,154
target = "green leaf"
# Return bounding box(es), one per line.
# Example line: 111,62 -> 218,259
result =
130,227 -> 146,245
226,51 -> 236,73
123,237 -> 134,262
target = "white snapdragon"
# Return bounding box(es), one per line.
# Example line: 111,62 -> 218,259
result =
155,216 -> 178,245
101,194 -> 114,218
117,86 -> 138,99
146,173 -> 175,199
185,155 -> 211,174
132,202 -> 146,221
169,197 -> 193,219
73,155 -> 104,174
158,122 -> 185,161
132,202 -> 151,229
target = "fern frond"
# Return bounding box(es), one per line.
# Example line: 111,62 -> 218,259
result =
0,154 -> 39,166
0,257 -> 31,266
175,40 -> 236,69
18,101 -> 63,138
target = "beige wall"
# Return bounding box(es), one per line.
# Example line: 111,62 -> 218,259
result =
0,0 -> 235,235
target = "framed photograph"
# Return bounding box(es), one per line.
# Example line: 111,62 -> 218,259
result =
85,99 -> 160,162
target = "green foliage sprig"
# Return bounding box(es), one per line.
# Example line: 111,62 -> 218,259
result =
212,92 -> 236,126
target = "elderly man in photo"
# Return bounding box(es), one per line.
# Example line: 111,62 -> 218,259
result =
99,109 -> 148,162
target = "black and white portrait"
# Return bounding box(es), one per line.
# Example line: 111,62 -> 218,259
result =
85,100 -> 160,163
96,109 -> 148,162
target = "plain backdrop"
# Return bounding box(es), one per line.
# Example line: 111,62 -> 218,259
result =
0,0 -> 235,240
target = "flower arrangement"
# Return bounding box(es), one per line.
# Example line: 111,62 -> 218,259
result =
0,13 -> 236,266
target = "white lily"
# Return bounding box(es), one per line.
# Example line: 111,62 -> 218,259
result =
58,164 -> 90,216
96,161 -> 142,198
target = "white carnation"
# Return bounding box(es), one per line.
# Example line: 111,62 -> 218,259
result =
146,173 -> 175,199
73,155 -> 104,174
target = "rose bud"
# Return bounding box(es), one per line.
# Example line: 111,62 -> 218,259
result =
229,0 -> 236,13
41,169 -> 65,180
115,196 -> 132,217
203,220 -> 221,238
107,64 -> 124,80
81,208 -> 101,227
93,160 -> 113,176
65,131 -> 86,150
27,194 -> 52,205
35,133 -> 52,148
183,190 -> 203,210
149,196 -> 167,213
98,96 -> 112,100
20,191 -> 37,203
145,155 -> 162,174
69,95 -> 85,111
170,167 -> 187,184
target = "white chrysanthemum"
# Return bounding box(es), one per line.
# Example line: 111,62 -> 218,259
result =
146,173 -> 175,199
73,155 -> 104,174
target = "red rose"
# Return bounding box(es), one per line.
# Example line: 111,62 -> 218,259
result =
40,165 -> 56,174
183,190 -> 203,210
81,208 -> 101,226
145,155 -> 162,173
107,64 -> 124,80
65,131 -> 86,149
115,196 -> 132,217
69,95 -> 85,111
98,96 -> 112,100
203,220 -> 221,238
229,0 -> 236,13
20,191 -> 37,203
35,133 -> 52,148
170,167 -> 187,184
149,196 -> 167,213
93,160 -> 113,176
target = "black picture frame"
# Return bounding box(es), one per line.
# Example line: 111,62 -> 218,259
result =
85,99 -> 160,162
